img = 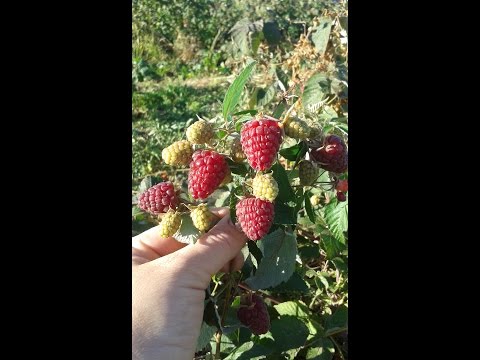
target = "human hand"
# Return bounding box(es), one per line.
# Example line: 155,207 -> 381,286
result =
132,207 -> 247,359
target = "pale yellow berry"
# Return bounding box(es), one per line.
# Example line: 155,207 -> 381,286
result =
310,194 -> 321,206
186,120 -> 214,144
159,210 -> 182,238
252,173 -> 279,202
161,140 -> 193,166
191,204 -> 217,232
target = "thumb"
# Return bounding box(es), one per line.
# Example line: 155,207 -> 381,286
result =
178,209 -> 248,287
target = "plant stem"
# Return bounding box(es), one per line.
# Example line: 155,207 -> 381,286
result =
330,335 -> 345,360
214,331 -> 222,360
326,327 -> 347,337
237,283 -> 282,304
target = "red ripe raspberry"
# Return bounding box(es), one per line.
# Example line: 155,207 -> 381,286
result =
241,119 -> 282,171
310,134 -> 348,173
237,293 -> 270,335
188,150 -> 229,199
336,179 -> 348,193
337,191 -> 347,202
236,197 -> 275,241
138,181 -> 179,215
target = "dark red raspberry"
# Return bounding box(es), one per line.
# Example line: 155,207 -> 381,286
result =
138,181 -> 179,215
241,119 -> 282,171
237,293 -> 270,335
236,197 -> 275,241
188,150 -> 229,199
336,179 -> 348,193
336,191 -> 347,202
310,134 -> 348,173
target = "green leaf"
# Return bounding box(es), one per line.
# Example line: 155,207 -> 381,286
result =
325,305 -> 348,335
229,19 -> 263,55
274,301 -> 310,319
324,199 -> 348,244
272,162 -> 295,204
235,114 -> 253,132
215,190 -> 231,208
247,240 -> 263,266
132,206 -> 143,218
302,73 -> 330,113
251,30 -> 264,55
315,274 -> 330,290
304,191 -> 316,223
272,101 -> 286,119
263,21 -> 281,46
270,316 -> 309,352
311,17 -> 333,56
226,158 -> 249,176
274,202 -> 296,224
298,243 -> 320,260
319,105 -> 338,121
244,228 -> 297,290
271,272 -> 309,293
138,176 -> 153,193
306,338 -> 335,360
279,142 -> 307,161
196,321 -> 217,352
138,175 -> 163,193
275,67 -> 289,91
209,333 -> 235,354
224,341 -> 272,360
256,84 -> 277,108
320,234 -> 340,259
173,214 -> 201,244
223,60 -> 256,120
233,109 -> 258,116
307,317 -> 325,339
216,129 -> 228,139
331,257 -> 347,273
294,187 -> 305,214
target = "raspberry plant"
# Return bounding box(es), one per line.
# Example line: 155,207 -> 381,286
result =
132,13 -> 348,359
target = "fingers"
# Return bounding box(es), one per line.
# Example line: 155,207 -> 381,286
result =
150,208 -> 247,287
132,225 -> 187,265
220,252 -> 245,273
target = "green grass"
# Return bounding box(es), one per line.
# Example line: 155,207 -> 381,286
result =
132,83 -> 226,187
